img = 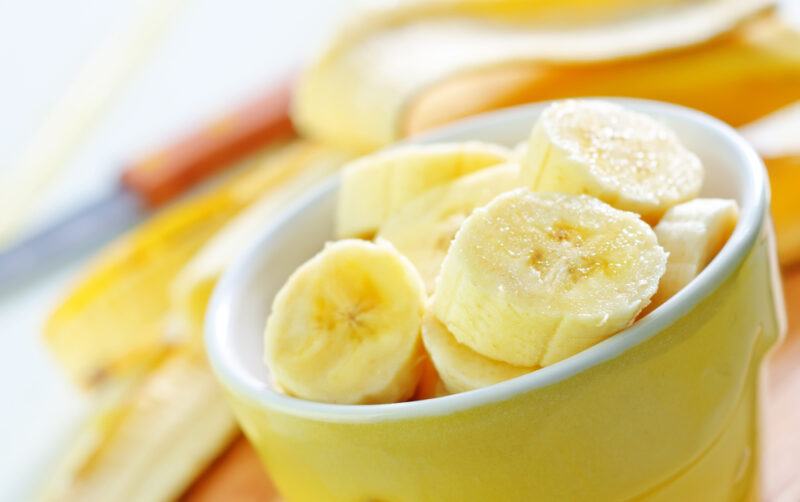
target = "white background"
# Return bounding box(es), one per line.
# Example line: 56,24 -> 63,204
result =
0,1 -> 348,498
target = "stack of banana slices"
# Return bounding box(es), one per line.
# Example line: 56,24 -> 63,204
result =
264,100 -> 739,403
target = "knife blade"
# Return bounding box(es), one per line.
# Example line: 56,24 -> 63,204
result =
0,79 -> 295,293
0,186 -> 144,292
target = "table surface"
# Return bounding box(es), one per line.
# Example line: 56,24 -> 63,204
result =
183,266 -> 800,502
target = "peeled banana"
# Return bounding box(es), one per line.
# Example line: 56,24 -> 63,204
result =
522,99 -> 704,222
378,163 -> 521,293
264,239 -> 426,404
433,189 -> 667,367
648,198 -> 739,310
422,312 -> 533,393
336,141 -> 509,238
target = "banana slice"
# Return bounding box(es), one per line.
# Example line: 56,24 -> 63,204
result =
648,198 -> 739,310
522,99 -> 704,222
433,189 -> 667,367
378,163 -> 521,293
264,239 -> 426,404
422,312 -> 533,394
336,141 -> 510,238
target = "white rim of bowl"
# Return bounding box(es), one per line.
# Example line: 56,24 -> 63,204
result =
206,98 -> 767,423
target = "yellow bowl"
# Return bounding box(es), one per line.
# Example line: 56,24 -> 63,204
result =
206,99 -> 786,501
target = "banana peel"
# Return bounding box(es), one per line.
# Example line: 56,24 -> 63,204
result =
766,155 -> 800,265
404,10 -> 800,136
741,101 -> 800,265
42,141 -> 346,501
294,0 -> 778,151
45,141 -> 345,388
41,349 -> 237,502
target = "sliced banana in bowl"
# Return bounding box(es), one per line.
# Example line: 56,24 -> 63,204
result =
264,239 -> 426,404
337,141 -> 510,238
421,311 -> 534,394
432,189 -> 668,367
213,98 -> 764,406
648,198 -> 739,312
522,99 -> 704,222
378,162 -> 522,293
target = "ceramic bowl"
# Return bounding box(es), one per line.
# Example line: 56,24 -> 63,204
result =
207,98 -> 785,501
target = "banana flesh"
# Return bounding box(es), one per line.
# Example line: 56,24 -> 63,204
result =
264,239 -> 427,404
336,141 -> 509,238
432,189 -> 667,367
378,163 -> 521,293
422,312 -> 533,393
522,99 -> 704,222
649,198 -> 739,310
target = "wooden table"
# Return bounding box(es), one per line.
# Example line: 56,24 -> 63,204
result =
183,267 -> 800,502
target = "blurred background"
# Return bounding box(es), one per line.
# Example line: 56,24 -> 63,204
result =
1,1 -> 346,499
1,0 -> 799,500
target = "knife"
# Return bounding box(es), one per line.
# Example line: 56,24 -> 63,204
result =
0,80 -> 295,293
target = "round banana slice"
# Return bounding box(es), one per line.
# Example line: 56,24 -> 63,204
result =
422,312 -> 533,394
433,189 -> 667,367
378,163 -> 521,293
648,198 -> 738,311
337,141 -> 510,238
264,239 -> 426,404
522,99 -> 703,222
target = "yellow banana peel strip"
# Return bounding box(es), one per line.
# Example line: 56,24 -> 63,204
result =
741,101 -> 800,265
766,155 -> 800,266
405,12 -> 800,136
741,100 -> 800,159
294,0 -> 776,151
43,142 -> 347,500
318,0 -> 710,66
41,349 -> 237,502
45,141 -> 346,388
344,0 -> 696,27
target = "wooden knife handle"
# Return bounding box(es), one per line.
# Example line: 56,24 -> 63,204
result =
121,79 -> 295,207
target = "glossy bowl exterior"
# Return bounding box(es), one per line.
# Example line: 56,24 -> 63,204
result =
207,99 -> 785,501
